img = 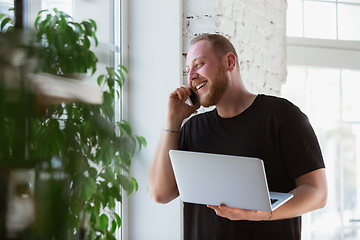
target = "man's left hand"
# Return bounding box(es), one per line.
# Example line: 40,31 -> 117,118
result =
207,204 -> 271,221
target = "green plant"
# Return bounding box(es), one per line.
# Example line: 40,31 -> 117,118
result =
0,7 -> 146,240
35,8 -> 98,75
0,8 -> 14,32
31,65 -> 146,240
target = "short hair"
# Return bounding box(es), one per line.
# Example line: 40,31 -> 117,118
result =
190,33 -> 239,69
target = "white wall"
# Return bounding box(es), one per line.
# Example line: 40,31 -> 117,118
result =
127,0 -> 287,240
183,0 -> 287,96
127,0 -> 182,240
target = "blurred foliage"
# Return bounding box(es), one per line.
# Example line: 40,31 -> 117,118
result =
0,8 -> 14,32
0,8 -> 146,240
34,8 -> 98,75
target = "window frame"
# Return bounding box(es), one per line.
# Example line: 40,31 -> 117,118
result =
287,0 -> 360,40
23,1 -> 128,239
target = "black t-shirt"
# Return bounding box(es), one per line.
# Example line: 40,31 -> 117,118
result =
178,94 -> 325,240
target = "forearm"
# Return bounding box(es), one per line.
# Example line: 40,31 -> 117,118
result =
271,183 -> 327,220
148,118 -> 183,204
149,85 -> 200,204
271,169 -> 327,220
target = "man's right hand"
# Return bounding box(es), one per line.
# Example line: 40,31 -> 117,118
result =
166,85 -> 200,127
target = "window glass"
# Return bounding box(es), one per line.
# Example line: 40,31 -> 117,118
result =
282,66 -> 360,239
281,67 -> 307,109
339,0 -> 360,3
342,70 -> 360,122
0,0 -> 14,13
42,0 -> 72,15
307,68 -> 340,123
303,1 -> 337,39
286,0 -> 303,37
338,4 -> 360,41
0,0 -> 14,31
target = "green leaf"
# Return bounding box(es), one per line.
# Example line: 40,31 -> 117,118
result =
99,166 -> 116,183
110,220 -> 117,234
37,9 -> 48,17
1,17 -> 11,31
108,196 -> 115,209
117,174 -> 131,192
69,22 -> 83,34
93,35 -> 98,47
117,120 -> 132,136
84,176 -> 97,192
89,19 -> 97,31
130,177 -> 139,192
82,20 -> 93,36
107,77 -> 115,90
103,92 -> 113,108
94,199 -> 101,215
116,70 -> 125,87
109,186 -> 122,202
60,16 -> 67,32
34,16 -> 41,29
135,135 -> 147,152
81,183 -> 92,202
106,233 -> 117,240
106,67 -> 115,77
0,14 -> 5,20
70,199 -> 80,214
119,65 -> 128,74
45,25 -> 53,44
88,167 -> 98,178
114,212 -> 122,228
83,36 -> 90,49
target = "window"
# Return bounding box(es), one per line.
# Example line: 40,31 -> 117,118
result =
283,66 -> 360,240
287,0 -> 360,40
1,0 -> 126,239
0,0 -> 14,31
285,1 -> 360,239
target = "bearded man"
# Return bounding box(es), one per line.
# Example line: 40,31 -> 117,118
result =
148,33 -> 327,240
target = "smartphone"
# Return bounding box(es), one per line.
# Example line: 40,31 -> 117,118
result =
189,88 -> 199,105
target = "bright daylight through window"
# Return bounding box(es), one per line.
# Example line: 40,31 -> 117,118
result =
287,0 -> 360,40
285,1 -> 360,239
0,0 -> 125,239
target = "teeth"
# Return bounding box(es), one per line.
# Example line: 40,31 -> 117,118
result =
196,82 -> 206,90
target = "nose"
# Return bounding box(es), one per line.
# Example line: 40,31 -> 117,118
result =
188,67 -> 199,83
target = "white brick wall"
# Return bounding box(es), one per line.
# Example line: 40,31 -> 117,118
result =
183,0 -> 287,96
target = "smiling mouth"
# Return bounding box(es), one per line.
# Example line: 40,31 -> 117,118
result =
196,82 -> 206,90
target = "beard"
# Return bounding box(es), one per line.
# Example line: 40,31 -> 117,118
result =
200,65 -> 230,107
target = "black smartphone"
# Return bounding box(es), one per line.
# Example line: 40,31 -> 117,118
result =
189,88 -> 199,105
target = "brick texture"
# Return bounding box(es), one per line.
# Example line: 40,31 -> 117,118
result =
183,0 -> 287,96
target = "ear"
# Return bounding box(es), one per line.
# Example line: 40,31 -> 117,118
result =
223,52 -> 236,72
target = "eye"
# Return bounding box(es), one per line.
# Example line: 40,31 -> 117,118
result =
195,62 -> 203,69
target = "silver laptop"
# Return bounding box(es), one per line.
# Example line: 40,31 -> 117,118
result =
169,150 -> 293,212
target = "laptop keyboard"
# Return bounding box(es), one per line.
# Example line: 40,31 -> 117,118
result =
270,199 -> 278,205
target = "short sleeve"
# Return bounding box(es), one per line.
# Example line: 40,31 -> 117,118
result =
279,106 -> 325,180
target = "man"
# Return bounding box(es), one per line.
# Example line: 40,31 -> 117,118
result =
149,33 -> 327,239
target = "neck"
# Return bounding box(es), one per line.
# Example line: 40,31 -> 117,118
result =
215,75 -> 257,118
